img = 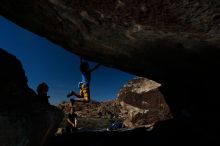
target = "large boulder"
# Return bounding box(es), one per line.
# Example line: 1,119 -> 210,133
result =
118,77 -> 171,127
0,48 -> 63,146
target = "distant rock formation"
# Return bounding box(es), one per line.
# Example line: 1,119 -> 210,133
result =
58,98 -> 127,119
118,77 -> 171,127
0,48 -> 63,146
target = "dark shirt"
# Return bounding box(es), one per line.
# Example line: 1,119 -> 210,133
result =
37,94 -> 49,105
67,113 -> 77,125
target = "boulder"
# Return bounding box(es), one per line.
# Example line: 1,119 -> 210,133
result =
0,48 -> 63,146
118,77 -> 171,127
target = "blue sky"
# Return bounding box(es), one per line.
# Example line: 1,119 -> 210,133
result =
0,16 -> 134,105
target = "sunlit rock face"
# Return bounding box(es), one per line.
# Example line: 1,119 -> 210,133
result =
1,0 -> 220,144
0,48 -> 63,146
118,77 -> 171,127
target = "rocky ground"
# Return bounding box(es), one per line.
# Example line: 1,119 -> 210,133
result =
47,127 -> 155,146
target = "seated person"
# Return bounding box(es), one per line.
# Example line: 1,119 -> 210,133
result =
66,106 -> 78,134
36,82 -> 50,105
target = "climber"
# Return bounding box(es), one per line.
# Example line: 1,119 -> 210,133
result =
67,57 -> 100,104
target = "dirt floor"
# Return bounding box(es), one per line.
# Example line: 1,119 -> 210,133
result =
46,127 -> 153,146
